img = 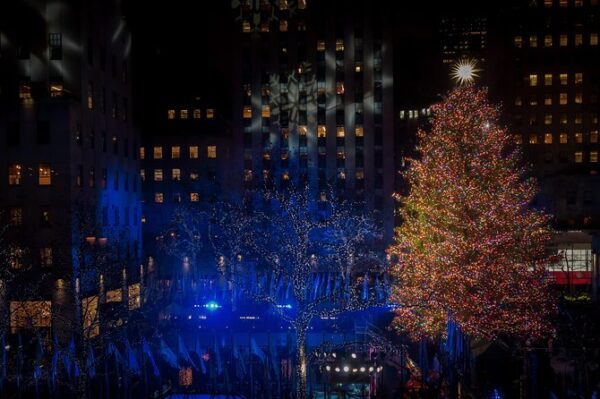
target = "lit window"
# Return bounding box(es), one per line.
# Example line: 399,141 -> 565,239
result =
279,20 -> 288,32
39,164 -> 51,185
50,82 -> 64,97
206,109 -> 214,119
559,93 -> 568,105
190,192 -> 199,202
544,0 -> 552,6
106,289 -> 122,303
591,151 -> 598,163
154,169 -> 163,181
282,171 -> 290,181
514,36 -> 523,48
180,109 -> 188,119
544,35 -> 553,47
575,152 -> 583,163
544,94 -> 552,105
40,247 -> 53,267
10,301 -> 51,333
560,114 -> 568,124
279,0 -> 288,9
544,114 -> 553,125
262,105 -> 270,118
140,147 -> 145,159
560,133 -> 568,143
560,35 -> 568,46
355,63 -> 362,73
298,125 -> 308,136
242,21 -> 251,33
9,208 -> 22,226
298,0 -> 306,9
529,35 -> 538,47
336,82 -> 345,95
575,34 -> 583,46
530,95 -> 538,106
575,73 -> 583,84
575,113 -> 582,124
575,132 -> 583,143
591,131 -> 599,143
260,22 -> 269,33
172,169 -> 181,181
244,170 -> 253,182
87,82 -> 93,109
189,146 -> 199,159
317,125 -> 327,138
575,93 -> 583,104
574,0 -> 583,5
335,39 -> 344,52
529,134 -> 538,144
317,40 -> 325,51
154,193 -> 164,203
153,146 -> 163,159
335,127 -> 345,137
171,146 -> 180,159
167,109 -> 175,119
515,96 -> 522,106
529,74 -> 538,86
9,247 -> 24,269
355,126 -> 364,137
193,109 -> 201,119
559,0 -> 567,6
560,73 -> 568,85
591,33 -> 598,46
243,106 -> 252,119
82,296 -> 99,338
140,169 -> 145,181
8,164 -> 22,186
207,146 -> 217,159
544,133 -> 553,144
190,171 -> 199,181
544,74 -> 552,86
514,134 -> 523,144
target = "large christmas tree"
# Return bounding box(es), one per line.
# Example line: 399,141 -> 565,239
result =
389,85 -> 556,340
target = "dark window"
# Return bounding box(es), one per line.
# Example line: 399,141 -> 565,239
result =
49,33 -> 62,60
37,121 -> 50,145
7,122 -> 19,146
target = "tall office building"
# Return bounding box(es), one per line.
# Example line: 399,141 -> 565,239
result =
494,0 -> 600,287
231,0 -> 395,235
0,0 -> 141,338
140,98 -> 232,278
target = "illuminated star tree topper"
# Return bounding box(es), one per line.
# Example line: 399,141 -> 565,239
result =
450,58 -> 481,85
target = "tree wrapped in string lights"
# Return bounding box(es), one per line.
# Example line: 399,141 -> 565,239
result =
389,85 -> 556,341
210,187 -> 387,399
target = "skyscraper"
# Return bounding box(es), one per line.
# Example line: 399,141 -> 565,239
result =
0,0 -> 141,338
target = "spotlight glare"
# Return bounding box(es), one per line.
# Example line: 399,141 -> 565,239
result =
360,367 -> 366,372
369,366 -> 374,372
351,353 -> 357,359
335,367 -> 340,372
326,365 -> 331,371
343,366 -> 349,372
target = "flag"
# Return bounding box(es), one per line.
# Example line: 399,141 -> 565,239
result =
16,333 -> 23,391
362,273 -> 369,300
125,340 -> 141,375
251,337 -> 265,362
34,335 -> 44,381
159,338 -> 178,368
178,335 -> 197,370
51,336 -> 59,389
142,337 -> 160,377
0,335 -> 6,389
193,336 -> 206,374
87,344 -> 96,378
325,273 -> 331,296
269,337 -> 280,379
232,345 -> 246,377
214,339 -> 223,375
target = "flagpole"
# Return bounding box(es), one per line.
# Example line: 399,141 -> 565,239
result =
249,332 -> 253,398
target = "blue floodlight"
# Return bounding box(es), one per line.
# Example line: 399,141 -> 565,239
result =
203,301 -> 221,311
276,304 -> 293,309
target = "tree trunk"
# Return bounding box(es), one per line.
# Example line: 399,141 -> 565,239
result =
295,322 -> 309,399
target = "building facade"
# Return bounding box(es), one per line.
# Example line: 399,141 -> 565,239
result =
0,0 -> 141,339
491,0 -> 600,290
231,0 -> 395,236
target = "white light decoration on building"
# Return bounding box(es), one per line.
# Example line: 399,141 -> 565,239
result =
450,58 -> 481,85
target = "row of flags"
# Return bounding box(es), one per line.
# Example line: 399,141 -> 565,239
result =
0,332 -> 294,391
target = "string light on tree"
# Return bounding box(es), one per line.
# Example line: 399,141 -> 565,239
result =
388,85 -> 556,341
450,58 -> 481,85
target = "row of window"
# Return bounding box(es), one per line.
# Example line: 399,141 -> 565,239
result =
527,72 -> 583,86
8,207 -> 50,228
141,146 -> 217,160
519,132 -> 599,144
154,192 -> 201,203
514,92 -> 595,106
516,114 -> 594,125
86,82 -> 128,121
167,108 -> 215,120
515,33 -> 598,48
8,246 -> 53,269
8,164 -> 50,186
542,0 -> 597,7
